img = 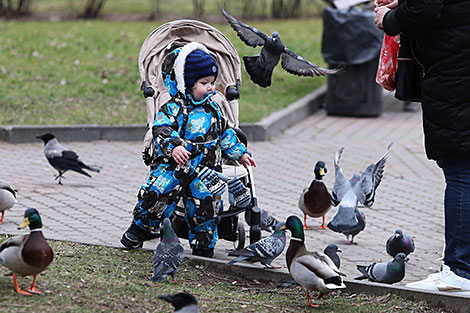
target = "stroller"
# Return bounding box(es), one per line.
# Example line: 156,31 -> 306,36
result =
137,20 -> 265,250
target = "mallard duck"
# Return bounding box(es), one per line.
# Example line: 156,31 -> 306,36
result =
0,179 -> 17,224
281,216 -> 346,307
298,161 -> 331,230
0,208 -> 54,295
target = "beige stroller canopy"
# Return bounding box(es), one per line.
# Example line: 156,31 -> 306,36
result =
138,20 -> 242,130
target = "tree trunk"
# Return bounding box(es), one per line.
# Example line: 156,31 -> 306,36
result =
84,0 -> 107,18
193,0 -> 204,16
287,0 -> 302,17
149,0 -> 161,19
272,0 -> 284,18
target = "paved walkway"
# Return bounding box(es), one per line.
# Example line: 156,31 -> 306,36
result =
0,99 -> 447,286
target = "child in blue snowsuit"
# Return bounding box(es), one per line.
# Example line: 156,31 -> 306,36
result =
121,42 -> 256,257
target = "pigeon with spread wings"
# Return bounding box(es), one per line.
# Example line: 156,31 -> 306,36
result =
222,8 -> 338,88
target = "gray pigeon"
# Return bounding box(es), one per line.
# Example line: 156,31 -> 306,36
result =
328,144 -> 392,244
222,8 -> 338,88
150,218 -> 184,283
0,179 -> 17,224
245,208 -> 279,232
227,221 -> 286,268
324,244 -> 342,269
386,229 -> 415,257
158,292 -> 200,313
355,253 -> 408,284
36,133 -> 100,184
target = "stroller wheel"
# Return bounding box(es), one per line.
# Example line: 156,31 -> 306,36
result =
233,220 -> 246,250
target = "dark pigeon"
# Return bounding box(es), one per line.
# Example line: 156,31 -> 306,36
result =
36,133 -> 100,184
150,218 -> 184,283
324,244 -> 342,269
222,8 -> 338,88
227,222 -> 286,268
386,229 -> 415,257
158,292 -> 200,313
355,253 -> 408,284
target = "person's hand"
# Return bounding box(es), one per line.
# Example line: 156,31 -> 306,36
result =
374,6 -> 390,30
374,0 -> 398,9
172,146 -> 191,165
239,153 -> 256,168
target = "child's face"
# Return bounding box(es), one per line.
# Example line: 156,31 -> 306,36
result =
191,75 -> 216,101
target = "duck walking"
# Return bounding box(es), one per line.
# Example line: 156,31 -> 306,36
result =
0,179 -> 17,224
298,161 -> 331,230
282,215 -> 346,307
0,208 -> 53,295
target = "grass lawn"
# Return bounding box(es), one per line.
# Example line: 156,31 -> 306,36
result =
0,18 -> 326,125
0,236 -> 452,312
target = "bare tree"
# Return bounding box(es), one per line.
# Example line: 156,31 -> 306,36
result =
83,0 -> 107,18
0,0 -> 32,16
272,0 -> 284,18
193,0 -> 205,16
149,0 -> 161,19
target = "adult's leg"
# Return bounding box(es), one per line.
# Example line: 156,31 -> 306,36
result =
437,158 -> 470,279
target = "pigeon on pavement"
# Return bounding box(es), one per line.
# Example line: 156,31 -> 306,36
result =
245,208 -> 279,232
0,179 -> 17,224
222,8 -> 338,87
328,143 -> 392,244
150,218 -> 184,283
227,221 -> 286,268
158,292 -> 200,313
355,253 -> 408,284
324,244 -> 342,269
386,229 -> 415,257
36,133 -> 100,184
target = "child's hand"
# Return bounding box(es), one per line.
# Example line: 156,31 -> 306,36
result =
172,146 -> 191,165
239,153 -> 256,168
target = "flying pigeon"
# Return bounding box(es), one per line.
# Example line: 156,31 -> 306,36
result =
222,8 -> 338,88
355,253 -> 408,284
328,143 -> 392,244
245,208 -> 279,232
0,179 -> 17,224
277,244 -> 341,289
150,218 -> 184,283
36,133 -> 100,184
227,221 -> 286,268
386,229 -> 415,257
158,292 -> 200,313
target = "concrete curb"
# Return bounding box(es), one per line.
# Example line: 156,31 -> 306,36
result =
184,255 -> 470,313
0,85 -> 326,143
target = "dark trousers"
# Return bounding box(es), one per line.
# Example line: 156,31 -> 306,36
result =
437,158 -> 470,279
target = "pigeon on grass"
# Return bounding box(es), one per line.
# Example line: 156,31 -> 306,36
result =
222,8 -> 338,88
150,218 -> 184,283
227,221 -> 286,268
36,133 -> 100,184
158,292 -> 200,313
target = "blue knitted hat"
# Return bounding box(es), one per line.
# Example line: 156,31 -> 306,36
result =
184,49 -> 218,92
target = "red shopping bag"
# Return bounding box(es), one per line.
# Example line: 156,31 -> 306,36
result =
376,34 -> 400,91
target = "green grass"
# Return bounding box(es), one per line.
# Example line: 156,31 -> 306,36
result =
0,18 -> 326,125
0,236 -> 451,312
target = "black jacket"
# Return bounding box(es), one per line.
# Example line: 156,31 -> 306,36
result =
383,0 -> 470,160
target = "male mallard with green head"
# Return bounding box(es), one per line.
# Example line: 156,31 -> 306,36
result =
0,208 -> 53,295
298,161 -> 331,230
281,215 -> 346,307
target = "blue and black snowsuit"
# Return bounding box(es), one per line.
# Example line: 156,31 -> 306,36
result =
132,94 -> 246,250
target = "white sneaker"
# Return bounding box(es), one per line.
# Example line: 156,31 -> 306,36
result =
406,265 -> 470,292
